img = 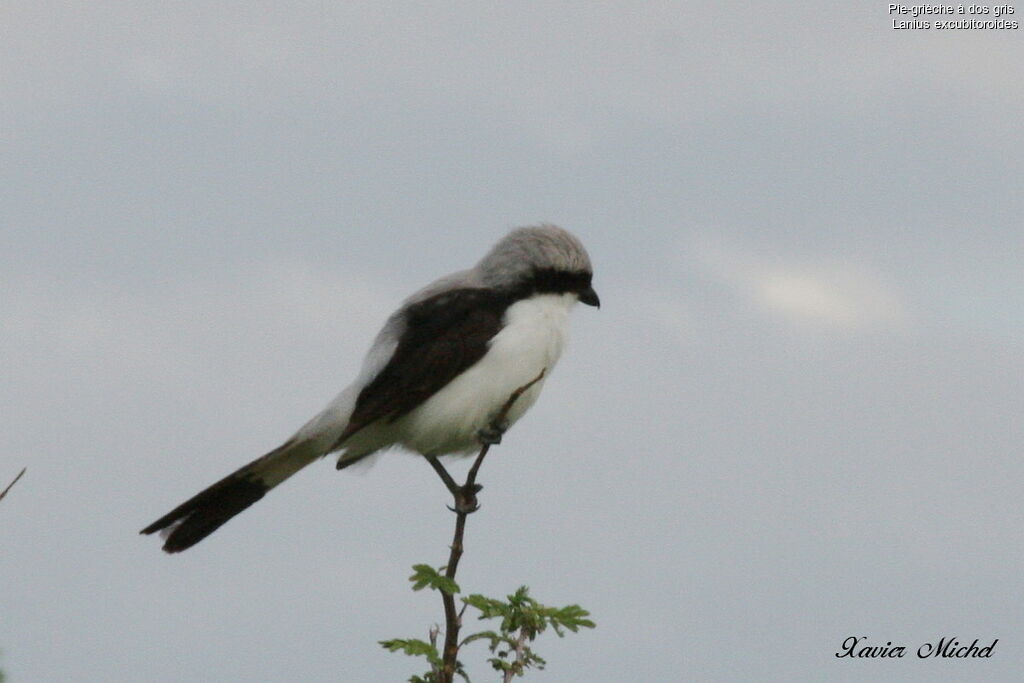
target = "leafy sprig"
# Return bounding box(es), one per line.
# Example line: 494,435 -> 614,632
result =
383,574 -> 594,682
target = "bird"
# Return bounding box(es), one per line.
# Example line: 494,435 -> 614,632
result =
141,224 -> 599,553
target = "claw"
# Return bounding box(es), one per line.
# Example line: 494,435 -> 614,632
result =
447,501 -> 481,514
447,483 -> 483,514
477,424 -> 506,445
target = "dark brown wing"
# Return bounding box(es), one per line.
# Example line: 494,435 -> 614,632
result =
332,288 -> 509,448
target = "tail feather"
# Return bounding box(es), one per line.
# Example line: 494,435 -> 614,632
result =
140,439 -> 318,553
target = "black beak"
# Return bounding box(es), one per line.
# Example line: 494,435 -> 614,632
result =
579,285 -> 600,308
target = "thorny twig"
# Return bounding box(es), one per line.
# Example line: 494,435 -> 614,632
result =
426,369 -> 546,683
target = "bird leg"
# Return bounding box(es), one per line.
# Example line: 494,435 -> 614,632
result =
425,455 -> 461,499
425,369 -> 547,516
476,421 -> 508,445
450,483 -> 483,515
425,456 -> 483,514
475,368 -> 545,446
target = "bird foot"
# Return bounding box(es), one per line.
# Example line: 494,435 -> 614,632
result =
477,422 -> 507,446
447,483 -> 483,514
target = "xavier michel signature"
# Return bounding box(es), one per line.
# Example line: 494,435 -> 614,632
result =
836,636 -> 998,659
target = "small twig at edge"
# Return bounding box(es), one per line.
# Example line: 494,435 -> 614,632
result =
0,467 -> 26,504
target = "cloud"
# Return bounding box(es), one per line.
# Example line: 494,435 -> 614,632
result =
690,239 -> 908,331
757,268 -> 904,328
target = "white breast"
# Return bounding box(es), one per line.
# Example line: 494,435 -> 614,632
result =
396,293 -> 575,456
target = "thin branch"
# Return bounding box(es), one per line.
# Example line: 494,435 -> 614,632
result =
428,624 -> 441,680
429,369 -> 546,683
504,628 -> 530,683
0,467 -> 26,504
438,511 -> 468,683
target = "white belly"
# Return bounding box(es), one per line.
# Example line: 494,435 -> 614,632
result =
396,293 -> 574,456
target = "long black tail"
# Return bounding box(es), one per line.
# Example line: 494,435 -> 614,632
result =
140,439 -> 317,553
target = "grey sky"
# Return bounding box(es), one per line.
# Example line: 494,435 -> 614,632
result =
2,2 -> 1022,681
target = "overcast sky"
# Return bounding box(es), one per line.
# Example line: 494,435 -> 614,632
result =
2,2 -> 1022,681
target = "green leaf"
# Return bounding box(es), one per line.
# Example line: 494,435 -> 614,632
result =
462,594 -> 510,619
379,638 -> 442,667
488,657 -> 514,673
550,604 -> 596,634
408,564 -> 461,595
461,629 -> 520,653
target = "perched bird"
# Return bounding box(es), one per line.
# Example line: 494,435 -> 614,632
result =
141,224 -> 599,552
